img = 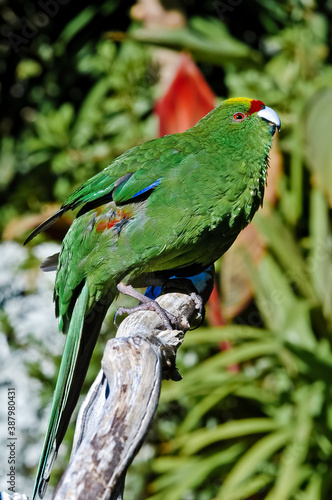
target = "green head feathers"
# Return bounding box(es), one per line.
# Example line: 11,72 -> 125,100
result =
195,97 -> 280,143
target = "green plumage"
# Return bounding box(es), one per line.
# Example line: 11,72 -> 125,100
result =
27,97 -> 280,499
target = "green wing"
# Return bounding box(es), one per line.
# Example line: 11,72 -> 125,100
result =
24,134 -> 191,244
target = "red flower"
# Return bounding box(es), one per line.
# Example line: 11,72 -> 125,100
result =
154,53 -> 216,136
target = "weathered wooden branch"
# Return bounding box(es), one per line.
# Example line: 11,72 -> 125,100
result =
53,292 -> 199,500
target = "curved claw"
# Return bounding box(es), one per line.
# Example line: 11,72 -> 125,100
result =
113,309 -> 121,327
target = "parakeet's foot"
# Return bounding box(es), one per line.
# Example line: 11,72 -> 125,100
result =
115,282 -> 179,330
160,278 -> 205,328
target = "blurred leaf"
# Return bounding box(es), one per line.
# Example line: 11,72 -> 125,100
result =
304,88 -> 332,207
178,382 -> 242,434
34,103 -> 74,149
216,429 -> 292,499
150,446 -> 244,500
265,390 -> 313,500
170,418 -> 280,455
308,187 -> 332,325
254,210 -> 317,302
183,326 -> 272,346
161,339 -> 281,402
302,472 -> 323,499
217,472 -> 273,500
16,59 -> 43,80
0,137 -> 15,190
117,17 -> 260,67
57,6 -> 98,46
71,77 -> 111,146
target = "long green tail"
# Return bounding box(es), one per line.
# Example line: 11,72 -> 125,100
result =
32,283 -> 110,499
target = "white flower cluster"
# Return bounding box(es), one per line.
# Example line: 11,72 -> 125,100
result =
0,241 -> 62,495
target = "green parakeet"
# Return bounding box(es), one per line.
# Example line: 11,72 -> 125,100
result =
26,97 -> 280,499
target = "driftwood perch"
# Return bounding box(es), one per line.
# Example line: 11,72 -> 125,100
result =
53,292 -> 200,499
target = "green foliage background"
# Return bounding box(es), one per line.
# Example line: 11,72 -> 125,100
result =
1,0 -> 332,499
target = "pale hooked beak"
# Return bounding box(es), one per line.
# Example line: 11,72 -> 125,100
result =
257,106 -> 281,135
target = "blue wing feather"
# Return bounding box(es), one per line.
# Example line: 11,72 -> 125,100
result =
130,178 -> 162,199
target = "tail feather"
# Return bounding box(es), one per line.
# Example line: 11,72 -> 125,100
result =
32,283 -> 112,499
40,253 -> 60,272
24,208 -> 66,245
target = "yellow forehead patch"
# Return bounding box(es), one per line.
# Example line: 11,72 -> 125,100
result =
226,97 -> 252,105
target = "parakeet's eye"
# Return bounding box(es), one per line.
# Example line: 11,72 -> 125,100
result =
233,112 -> 245,122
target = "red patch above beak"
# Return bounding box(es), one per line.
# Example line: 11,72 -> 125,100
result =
248,100 -> 265,115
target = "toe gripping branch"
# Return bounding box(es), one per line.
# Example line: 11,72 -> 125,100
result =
115,265 -> 215,332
